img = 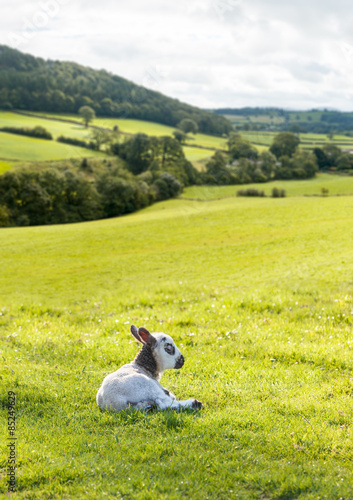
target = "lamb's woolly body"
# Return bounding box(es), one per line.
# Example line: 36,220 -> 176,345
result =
96,326 -> 203,412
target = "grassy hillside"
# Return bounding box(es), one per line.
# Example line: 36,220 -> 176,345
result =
1,183 -> 353,499
29,112 -> 229,150
0,112 -> 223,163
182,173 -> 353,199
0,130 -> 105,162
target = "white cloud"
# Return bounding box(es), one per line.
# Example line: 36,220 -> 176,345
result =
1,0 -> 353,110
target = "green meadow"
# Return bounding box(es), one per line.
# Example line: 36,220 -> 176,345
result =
183,173 -> 353,199
0,112 -> 221,163
33,112 -> 229,151
1,177 -> 353,499
30,113 -> 229,150
0,131 -> 105,162
242,131 -> 353,152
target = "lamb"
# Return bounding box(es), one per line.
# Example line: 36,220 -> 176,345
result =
96,325 -> 203,412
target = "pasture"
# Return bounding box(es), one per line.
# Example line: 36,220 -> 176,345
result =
242,131 -> 353,152
1,177 -> 353,499
0,131 -> 105,162
0,112 -> 220,163
32,113 -> 229,151
182,173 -> 353,199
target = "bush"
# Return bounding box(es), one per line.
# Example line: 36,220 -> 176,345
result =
271,188 -> 286,198
237,189 -> 265,197
0,126 -> 52,140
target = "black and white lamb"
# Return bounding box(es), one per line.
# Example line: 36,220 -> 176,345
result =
96,325 -> 203,412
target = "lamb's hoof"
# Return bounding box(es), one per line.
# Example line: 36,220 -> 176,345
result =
144,403 -> 157,413
192,399 -> 203,410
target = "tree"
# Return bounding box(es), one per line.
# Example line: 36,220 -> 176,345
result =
90,128 -> 114,151
205,152 -> 231,184
258,151 -> 276,178
177,118 -> 198,135
173,130 -> 187,143
228,133 -> 258,160
269,132 -> 300,159
290,124 -> 301,134
119,133 -> 154,175
79,105 -> 96,127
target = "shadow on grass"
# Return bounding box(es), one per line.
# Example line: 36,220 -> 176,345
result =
106,406 -> 202,430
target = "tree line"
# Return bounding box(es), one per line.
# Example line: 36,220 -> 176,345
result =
0,134 -> 200,227
0,45 -> 232,136
202,132 -> 318,185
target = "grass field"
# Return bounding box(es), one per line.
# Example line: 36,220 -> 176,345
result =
0,112 -> 222,163
0,131 -> 105,162
32,112 -> 229,151
242,131 -> 353,152
1,178 -> 353,499
182,173 -> 353,199
0,112 -> 92,140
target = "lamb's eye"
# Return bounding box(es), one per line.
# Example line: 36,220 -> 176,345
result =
164,344 -> 175,355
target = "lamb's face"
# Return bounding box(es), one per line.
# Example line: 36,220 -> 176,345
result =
152,333 -> 184,372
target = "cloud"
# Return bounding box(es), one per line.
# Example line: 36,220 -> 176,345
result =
1,0 -> 353,110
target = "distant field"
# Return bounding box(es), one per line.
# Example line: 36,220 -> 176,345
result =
5,111 -> 353,166
0,112 -> 91,140
242,131 -> 353,151
0,112 -> 220,162
182,146 -> 213,162
182,173 -> 353,199
0,131 -> 105,162
32,112 -> 229,151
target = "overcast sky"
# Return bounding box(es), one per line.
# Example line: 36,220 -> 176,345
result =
2,0 -> 353,111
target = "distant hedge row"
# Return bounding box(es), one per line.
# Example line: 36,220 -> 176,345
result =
0,126 -> 52,140
57,135 -> 96,149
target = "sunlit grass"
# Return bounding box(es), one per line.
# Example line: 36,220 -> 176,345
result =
0,131 -> 105,162
1,189 -> 353,498
182,173 -> 353,199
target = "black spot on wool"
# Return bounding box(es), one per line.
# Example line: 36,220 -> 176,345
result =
134,344 -> 158,379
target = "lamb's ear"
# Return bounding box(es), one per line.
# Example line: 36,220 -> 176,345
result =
131,325 -> 143,343
138,327 -> 157,348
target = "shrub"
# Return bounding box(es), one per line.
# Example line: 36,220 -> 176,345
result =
237,189 -> 265,197
271,188 -> 286,198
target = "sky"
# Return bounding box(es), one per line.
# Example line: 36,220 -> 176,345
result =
1,0 -> 353,111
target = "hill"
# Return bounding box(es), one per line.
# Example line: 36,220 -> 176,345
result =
0,45 -> 232,136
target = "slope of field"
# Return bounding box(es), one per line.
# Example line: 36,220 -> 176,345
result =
1,188 -> 353,499
182,173 -> 353,199
0,112 -> 221,163
0,131 -> 105,162
0,112 -> 91,140
31,112 -> 229,150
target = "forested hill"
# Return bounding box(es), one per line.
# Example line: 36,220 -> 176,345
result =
0,45 -> 232,136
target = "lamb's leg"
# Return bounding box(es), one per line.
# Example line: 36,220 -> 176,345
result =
155,396 -> 203,410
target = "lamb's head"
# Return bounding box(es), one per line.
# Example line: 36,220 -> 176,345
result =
131,325 -> 184,376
